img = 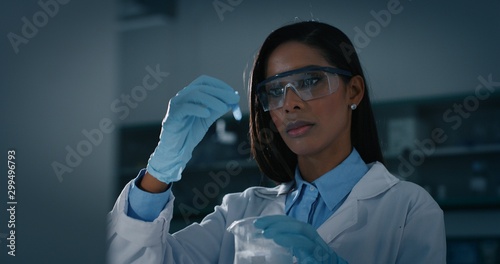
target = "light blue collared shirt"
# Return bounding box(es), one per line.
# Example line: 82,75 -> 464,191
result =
285,148 -> 368,228
127,149 -> 368,225
127,169 -> 172,222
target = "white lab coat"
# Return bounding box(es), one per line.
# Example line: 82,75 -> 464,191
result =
107,162 -> 446,263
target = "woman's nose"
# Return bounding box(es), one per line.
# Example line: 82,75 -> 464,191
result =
282,86 -> 304,112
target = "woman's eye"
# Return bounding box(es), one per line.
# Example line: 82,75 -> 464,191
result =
267,87 -> 284,97
302,76 -> 321,87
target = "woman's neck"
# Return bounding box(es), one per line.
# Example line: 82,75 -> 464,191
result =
297,145 -> 352,182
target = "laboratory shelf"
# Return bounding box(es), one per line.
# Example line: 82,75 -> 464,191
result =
373,92 -> 500,210
384,144 -> 500,160
431,144 -> 500,157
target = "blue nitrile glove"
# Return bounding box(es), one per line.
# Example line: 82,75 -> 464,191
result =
146,75 -> 240,183
254,215 -> 347,264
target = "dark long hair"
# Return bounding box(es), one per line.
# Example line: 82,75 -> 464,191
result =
249,21 -> 384,183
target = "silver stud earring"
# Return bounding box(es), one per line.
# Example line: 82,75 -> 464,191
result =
350,104 -> 357,110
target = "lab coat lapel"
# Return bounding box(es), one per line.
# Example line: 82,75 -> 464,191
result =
254,182 -> 293,215
316,162 -> 399,244
316,198 -> 358,243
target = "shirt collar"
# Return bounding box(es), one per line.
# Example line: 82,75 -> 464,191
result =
286,148 -> 369,212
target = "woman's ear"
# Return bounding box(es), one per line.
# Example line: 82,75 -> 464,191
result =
347,75 -> 365,106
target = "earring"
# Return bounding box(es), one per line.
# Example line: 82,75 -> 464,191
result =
350,104 -> 357,110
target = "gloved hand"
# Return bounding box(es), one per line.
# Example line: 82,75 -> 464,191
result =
146,75 -> 240,183
254,215 -> 347,264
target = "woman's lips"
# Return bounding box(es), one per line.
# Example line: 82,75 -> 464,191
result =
285,121 -> 314,137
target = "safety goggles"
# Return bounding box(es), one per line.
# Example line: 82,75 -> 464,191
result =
256,66 -> 352,111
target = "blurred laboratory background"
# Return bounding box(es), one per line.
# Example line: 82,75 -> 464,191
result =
2,0 -> 500,263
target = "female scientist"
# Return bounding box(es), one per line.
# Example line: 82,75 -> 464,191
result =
107,21 -> 446,263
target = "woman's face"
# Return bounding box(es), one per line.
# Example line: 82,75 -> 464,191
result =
266,41 -> 357,160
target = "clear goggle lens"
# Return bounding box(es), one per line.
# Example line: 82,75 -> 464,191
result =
256,66 -> 352,112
